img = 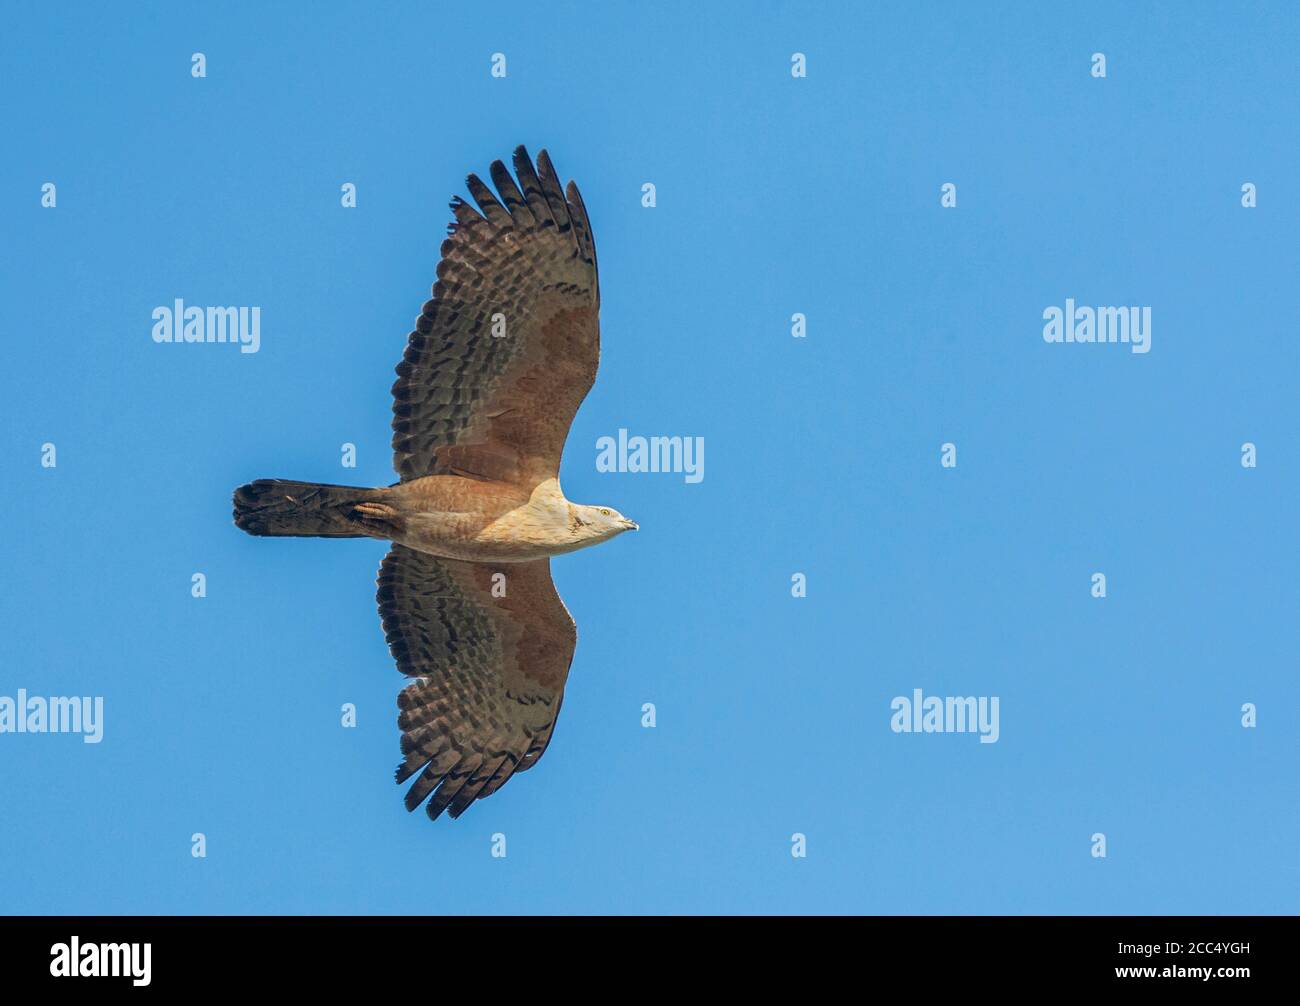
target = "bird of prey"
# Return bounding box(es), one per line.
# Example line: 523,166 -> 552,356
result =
233,146 -> 636,822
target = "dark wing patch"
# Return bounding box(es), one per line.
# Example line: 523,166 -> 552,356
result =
391,146 -> 600,485
377,545 -> 575,821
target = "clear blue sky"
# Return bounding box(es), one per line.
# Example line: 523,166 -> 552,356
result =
2,1 -> 1297,914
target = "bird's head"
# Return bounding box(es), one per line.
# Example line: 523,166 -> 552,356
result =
574,504 -> 639,541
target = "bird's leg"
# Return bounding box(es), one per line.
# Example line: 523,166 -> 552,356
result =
352,501 -> 402,535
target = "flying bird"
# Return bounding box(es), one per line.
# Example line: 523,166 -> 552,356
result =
233,146 -> 635,821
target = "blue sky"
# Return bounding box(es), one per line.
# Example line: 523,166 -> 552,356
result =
2,1 -> 1297,914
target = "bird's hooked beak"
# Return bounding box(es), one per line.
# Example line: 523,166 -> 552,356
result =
622,518 -> 639,531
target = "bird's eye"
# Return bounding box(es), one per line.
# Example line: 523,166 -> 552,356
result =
599,508 -> 611,516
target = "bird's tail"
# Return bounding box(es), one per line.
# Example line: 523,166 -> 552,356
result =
233,479 -> 390,538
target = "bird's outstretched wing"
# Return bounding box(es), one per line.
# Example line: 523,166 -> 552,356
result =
377,545 -> 575,820
392,146 -> 600,487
